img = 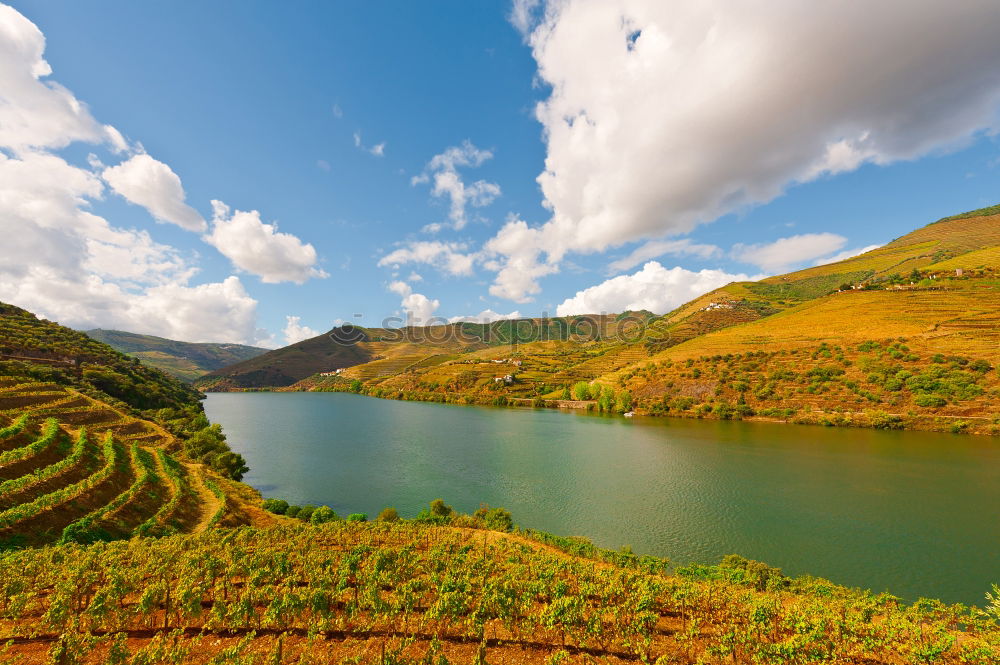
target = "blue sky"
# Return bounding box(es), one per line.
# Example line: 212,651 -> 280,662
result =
2,1 -> 999,346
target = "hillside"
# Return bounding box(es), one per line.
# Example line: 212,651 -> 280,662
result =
194,315 -> 634,390
0,519 -> 996,664
0,302 -> 273,546
283,205 -> 1000,435
84,329 -> 267,382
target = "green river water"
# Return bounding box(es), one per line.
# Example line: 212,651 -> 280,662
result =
205,391 -> 999,606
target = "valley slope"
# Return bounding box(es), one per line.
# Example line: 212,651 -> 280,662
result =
84,328 -> 267,382
204,204 -> 1000,435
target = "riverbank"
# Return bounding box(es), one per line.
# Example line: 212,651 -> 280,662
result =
204,379 -> 1000,436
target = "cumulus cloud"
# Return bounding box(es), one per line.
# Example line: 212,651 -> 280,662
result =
102,153 -> 207,232
556,261 -> 757,316
0,5 -> 106,152
378,241 -> 478,276
485,0 -> 1000,301
388,281 -> 440,326
0,149 -> 268,344
0,4 -> 281,345
447,309 -> 522,324
608,239 -> 722,273
732,233 -> 847,274
283,315 -> 320,345
483,217 -> 558,302
413,140 -> 500,231
813,244 -> 883,266
204,201 -> 328,284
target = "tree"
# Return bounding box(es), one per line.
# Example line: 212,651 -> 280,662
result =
310,506 -> 339,524
560,386 -> 571,400
212,451 -> 249,481
572,382 -> 591,401
474,504 -> 514,532
430,498 -> 453,518
377,506 -> 399,522
262,499 -> 289,515
349,379 -> 363,393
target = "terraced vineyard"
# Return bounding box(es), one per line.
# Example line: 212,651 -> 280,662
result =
0,301 -> 277,549
0,380 -> 241,546
0,521 -> 995,664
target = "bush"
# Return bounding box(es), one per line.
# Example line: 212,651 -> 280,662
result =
474,504 -> 514,532
377,506 -> 399,522
970,358 -> 993,373
914,393 -> 947,408
868,411 -> 903,430
285,505 -> 301,518
719,554 -> 789,592
572,382 -> 591,401
310,505 -> 339,524
430,498 -> 453,518
262,498 -> 289,515
346,513 -> 367,522
296,505 -> 317,522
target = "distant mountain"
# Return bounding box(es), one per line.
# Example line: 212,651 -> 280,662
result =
84,329 -> 267,382
217,203 -> 1000,436
192,316 -> 640,391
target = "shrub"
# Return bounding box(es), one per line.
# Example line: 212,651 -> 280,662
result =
310,506 -> 339,524
430,498 -> 453,518
474,504 -> 514,532
914,393 -> 946,408
572,382 -> 591,401
346,513 -> 367,522
377,506 -> 399,522
262,499 -> 289,515
868,411 -> 903,430
970,358 -> 993,373
296,505 -> 317,522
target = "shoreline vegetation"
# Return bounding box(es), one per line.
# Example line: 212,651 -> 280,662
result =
202,338 -> 1000,437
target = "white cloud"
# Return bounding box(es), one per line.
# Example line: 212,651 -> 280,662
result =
102,153 -> 207,232
407,272 -> 423,282
448,309 -> 522,324
483,0 -> 1000,301
353,130 -> 385,156
378,241 -> 478,276
556,261 -> 757,316
0,5 -> 106,152
283,315 -> 320,345
483,217 -> 558,302
0,149 -> 269,345
732,233 -> 847,274
413,140 -> 500,231
332,103 -> 343,118
387,281 -> 440,326
608,239 -> 722,273
509,0 -> 542,38
814,244 -> 883,267
204,200 -> 328,284
0,4 -> 279,346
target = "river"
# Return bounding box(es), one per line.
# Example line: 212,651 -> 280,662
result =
205,391 -> 999,605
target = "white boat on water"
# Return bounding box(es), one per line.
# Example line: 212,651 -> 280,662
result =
623,411 -> 635,418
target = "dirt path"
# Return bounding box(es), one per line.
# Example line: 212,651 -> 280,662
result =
186,463 -> 222,533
